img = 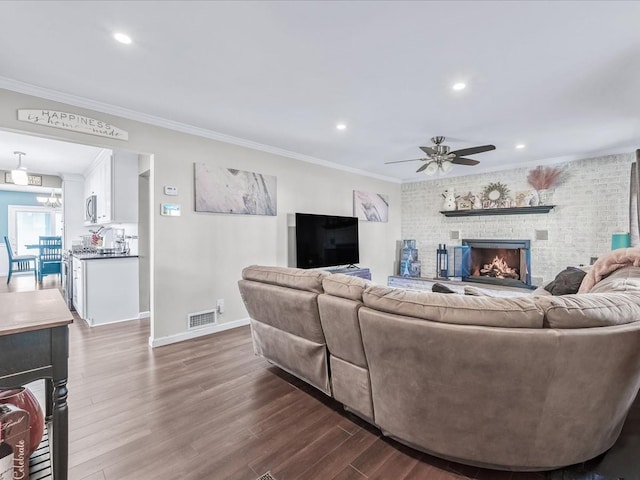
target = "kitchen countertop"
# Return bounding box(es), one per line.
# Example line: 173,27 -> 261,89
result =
72,253 -> 139,260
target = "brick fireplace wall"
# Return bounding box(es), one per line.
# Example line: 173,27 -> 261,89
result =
401,152 -> 635,286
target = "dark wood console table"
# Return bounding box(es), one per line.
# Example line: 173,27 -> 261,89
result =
0,290 -> 73,480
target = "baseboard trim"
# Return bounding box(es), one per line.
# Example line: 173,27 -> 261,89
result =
148,318 -> 250,348
84,315 -> 142,328
139,311 -> 151,319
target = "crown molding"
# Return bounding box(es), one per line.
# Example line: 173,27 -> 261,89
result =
401,149 -> 635,184
0,77 -> 401,184
60,173 -> 85,182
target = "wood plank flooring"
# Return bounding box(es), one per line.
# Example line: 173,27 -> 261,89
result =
2,275 -> 637,480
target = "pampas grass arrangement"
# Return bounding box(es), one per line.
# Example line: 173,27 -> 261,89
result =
527,166 -> 562,190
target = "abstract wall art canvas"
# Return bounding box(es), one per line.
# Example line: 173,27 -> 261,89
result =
353,190 -> 389,222
195,164 -> 277,215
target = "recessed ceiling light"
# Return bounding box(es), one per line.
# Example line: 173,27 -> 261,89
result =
452,82 -> 466,91
336,123 -> 347,131
114,32 -> 132,45
515,144 -> 526,149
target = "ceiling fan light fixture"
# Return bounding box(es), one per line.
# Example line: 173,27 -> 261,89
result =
424,161 -> 438,175
440,160 -> 453,173
387,136 -> 494,175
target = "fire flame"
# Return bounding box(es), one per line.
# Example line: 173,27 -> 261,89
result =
489,256 -> 510,273
478,255 -> 519,279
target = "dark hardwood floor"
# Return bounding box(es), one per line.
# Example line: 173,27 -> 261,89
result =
2,275 -> 636,480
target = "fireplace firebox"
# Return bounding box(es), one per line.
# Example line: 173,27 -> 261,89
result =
461,239 -> 532,288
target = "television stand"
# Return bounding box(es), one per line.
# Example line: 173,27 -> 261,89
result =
326,266 -> 371,280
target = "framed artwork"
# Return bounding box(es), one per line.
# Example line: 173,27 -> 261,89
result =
194,164 -> 277,215
353,190 -> 389,222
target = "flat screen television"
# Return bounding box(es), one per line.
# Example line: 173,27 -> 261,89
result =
295,213 -> 359,269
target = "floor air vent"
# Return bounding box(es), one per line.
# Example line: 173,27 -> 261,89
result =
188,309 -> 217,330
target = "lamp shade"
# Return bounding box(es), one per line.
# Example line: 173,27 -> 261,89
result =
440,161 -> 453,173
424,161 -> 438,175
11,152 -> 29,185
611,233 -> 631,250
11,169 -> 28,185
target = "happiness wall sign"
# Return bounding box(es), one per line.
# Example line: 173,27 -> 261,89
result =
18,109 -> 129,140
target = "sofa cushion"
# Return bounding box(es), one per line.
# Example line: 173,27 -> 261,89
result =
463,286 -> 531,298
362,286 -> 544,328
536,292 -> 640,328
589,266 -> 640,294
318,294 -> 368,367
322,273 -> 372,300
531,286 -> 552,296
544,267 -> 587,295
238,280 -> 326,342
242,265 -> 328,293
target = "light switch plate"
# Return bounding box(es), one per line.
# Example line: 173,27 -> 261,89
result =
164,185 -> 178,196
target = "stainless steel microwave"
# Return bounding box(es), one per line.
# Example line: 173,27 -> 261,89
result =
85,194 -> 97,224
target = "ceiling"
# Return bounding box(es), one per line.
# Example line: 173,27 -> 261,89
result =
0,130 -> 105,177
0,1 -> 639,182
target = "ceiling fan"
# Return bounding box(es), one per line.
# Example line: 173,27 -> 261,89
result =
386,136 -> 496,175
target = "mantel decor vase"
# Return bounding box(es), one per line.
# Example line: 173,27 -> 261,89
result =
0,387 -> 45,455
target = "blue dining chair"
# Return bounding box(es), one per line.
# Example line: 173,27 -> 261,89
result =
38,236 -> 63,282
4,236 -> 37,284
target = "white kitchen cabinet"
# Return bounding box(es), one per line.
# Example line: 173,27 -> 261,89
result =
72,256 -> 139,326
96,155 -> 111,223
84,149 -> 138,225
72,257 -> 84,315
84,149 -> 108,199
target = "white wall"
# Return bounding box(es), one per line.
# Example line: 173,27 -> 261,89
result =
0,89 -> 401,344
402,153 -> 634,285
138,173 -> 150,312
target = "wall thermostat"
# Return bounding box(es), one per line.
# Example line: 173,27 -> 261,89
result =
161,203 -> 181,216
164,185 -> 178,196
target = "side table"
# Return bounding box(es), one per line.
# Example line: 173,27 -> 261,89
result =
0,290 -> 73,480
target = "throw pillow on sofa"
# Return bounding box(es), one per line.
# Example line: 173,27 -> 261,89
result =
544,267 -> 587,295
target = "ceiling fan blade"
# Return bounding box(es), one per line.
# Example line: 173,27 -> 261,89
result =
416,161 -> 432,173
384,158 -> 426,165
450,145 -> 496,157
420,146 -> 436,155
451,157 -> 480,166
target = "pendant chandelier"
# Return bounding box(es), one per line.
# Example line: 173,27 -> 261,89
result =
37,190 -> 62,208
11,151 -> 29,185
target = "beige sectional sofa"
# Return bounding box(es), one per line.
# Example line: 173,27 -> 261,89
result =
238,264 -> 640,471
